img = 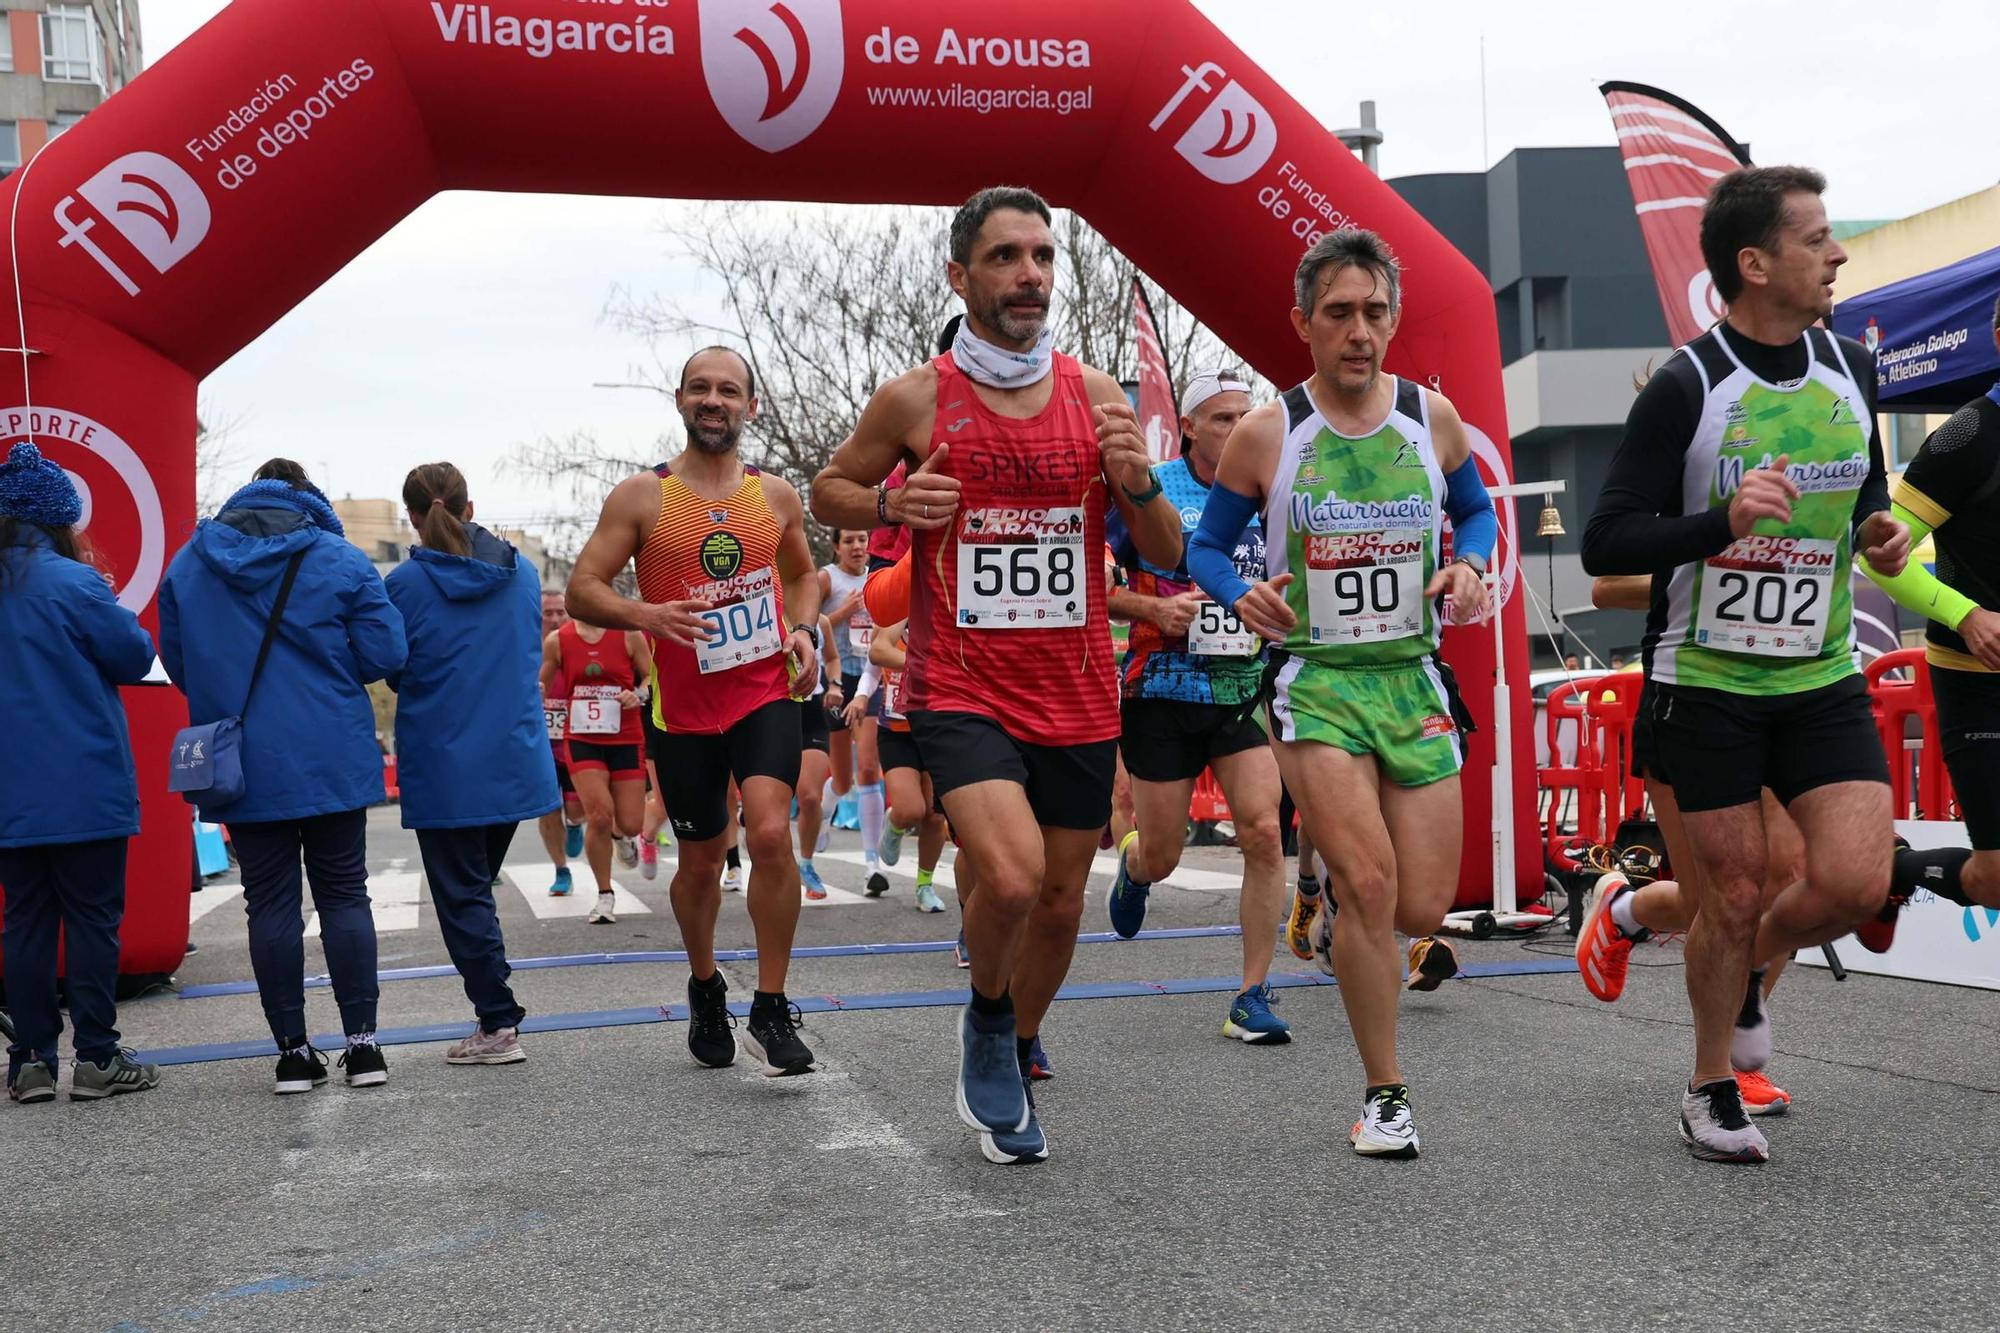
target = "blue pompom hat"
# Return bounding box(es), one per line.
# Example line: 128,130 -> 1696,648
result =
0,441 -> 83,528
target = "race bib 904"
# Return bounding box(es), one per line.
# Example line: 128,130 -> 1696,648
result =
955,506 -> 1086,630
1695,536 -> 1835,658
695,573 -> 784,674
1305,529 -> 1425,645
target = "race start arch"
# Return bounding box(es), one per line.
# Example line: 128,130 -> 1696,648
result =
0,0 -> 1535,976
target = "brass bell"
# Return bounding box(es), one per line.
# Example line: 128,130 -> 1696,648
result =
1536,494 -> 1565,538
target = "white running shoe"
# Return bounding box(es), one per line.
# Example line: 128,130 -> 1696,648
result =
914,884 -> 945,913
615,837 -> 640,869
1731,969 -> 1772,1073
1311,900 -> 1336,978
1349,1085 -> 1419,1158
722,865 -> 744,893
1680,1079 -> 1769,1163
587,892 -> 617,924
815,823 -> 832,854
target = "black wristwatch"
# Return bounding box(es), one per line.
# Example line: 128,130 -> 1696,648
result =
790,622 -> 823,650
877,484 -> 902,527
1122,468 -> 1164,506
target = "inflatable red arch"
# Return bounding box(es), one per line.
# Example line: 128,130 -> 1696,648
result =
0,0 -> 1535,976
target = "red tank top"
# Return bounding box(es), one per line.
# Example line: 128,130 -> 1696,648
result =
557,621 -> 643,745
635,466 -> 791,734
903,351 -> 1119,745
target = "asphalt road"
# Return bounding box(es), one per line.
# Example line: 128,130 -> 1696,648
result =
4,808 -> 1996,1332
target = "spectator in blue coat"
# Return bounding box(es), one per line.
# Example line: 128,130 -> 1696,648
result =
0,443 -> 161,1104
385,462 -> 558,1065
158,459 -> 407,1096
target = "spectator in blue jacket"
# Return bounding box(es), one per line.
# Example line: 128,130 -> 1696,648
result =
158,459 -> 407,1096
0,443 -> 161,1104
385,462 -> 557,1065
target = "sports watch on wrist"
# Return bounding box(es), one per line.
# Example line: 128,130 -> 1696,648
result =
1122,467 -> 1164,506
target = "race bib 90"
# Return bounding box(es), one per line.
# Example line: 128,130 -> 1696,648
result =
956,506 -> 1087,630
1305,529 -> 1425,645
1695,536 -> 1835,658
695,573 -> 784,674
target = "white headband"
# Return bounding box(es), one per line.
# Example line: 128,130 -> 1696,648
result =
1179,370 -> 1252,419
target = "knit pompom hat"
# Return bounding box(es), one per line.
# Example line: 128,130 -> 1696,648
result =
0,442 -> 82,528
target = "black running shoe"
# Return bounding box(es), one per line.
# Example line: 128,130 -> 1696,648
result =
687,972 -> 738,1069
338,1036 -> 388,1088
744,997 -> 816,1077
274,1043 -> 329,1096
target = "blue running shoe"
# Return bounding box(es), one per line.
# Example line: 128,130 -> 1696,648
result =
564,823 -> 584,859
1024,1033 -> 1053,1081
1107,831 -> 1150,939
957,1003 -> 1028,1133
954,929 -> 971,969
879,822 -> 910,868
800,861 -> 829,902
548,866 -> 574,897
980,1079 -> 1048,1165
1222,983 -> 1292,1045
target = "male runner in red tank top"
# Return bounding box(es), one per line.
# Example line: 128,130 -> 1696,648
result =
568,346 -> 825,1078
813,187 -> 1181,1163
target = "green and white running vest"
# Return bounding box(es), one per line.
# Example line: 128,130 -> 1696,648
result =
1264,377 -> 1445,668
1655,327 -> 1872,695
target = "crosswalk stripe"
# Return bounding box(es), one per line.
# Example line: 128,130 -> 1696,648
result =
306,869 -> 423,938
188,883 -> 244,924
504,863 -> 652,919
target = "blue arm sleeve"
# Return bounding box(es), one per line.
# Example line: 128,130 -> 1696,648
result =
1443,457 -> 1498,565
1189,483 -> 1260,609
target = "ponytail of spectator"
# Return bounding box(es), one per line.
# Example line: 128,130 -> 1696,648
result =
403,462 -> 473,558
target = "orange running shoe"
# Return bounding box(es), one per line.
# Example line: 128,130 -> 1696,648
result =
1575,872 -> 1636,1002
1735,1068 -> 1791,1117
1405,935 -> 1459,991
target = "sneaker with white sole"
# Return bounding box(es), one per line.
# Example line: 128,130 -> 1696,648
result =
743,997 -> 816,1076
1680,1078 -> 1769,1162
339,1036 -> 388,1088
915,883 -> 945,913
587,892 -> 617,924
721,864 -> 744,894
1350,1084 -> 1420,1158
879,823 -> 911,868
640,838 -> 659,881
1311,900 -> 1336,978
445,1027 -> 526,1065
69,1048 -> 159,1101
979,1078 -> 1049,1165
7,1059 -> 57,1104
687,972 -> 738,1069
273,1043 -> 328,1095
1735,1068 -> 1790,1117
1731,969 -> 1771,1072
615,837 -> 640,869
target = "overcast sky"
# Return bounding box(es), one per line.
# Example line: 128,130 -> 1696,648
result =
140,0 -> 2000,536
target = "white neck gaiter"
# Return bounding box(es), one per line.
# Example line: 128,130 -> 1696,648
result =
951,320 -> 1055,389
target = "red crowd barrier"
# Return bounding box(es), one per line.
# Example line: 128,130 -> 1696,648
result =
1189,768 -> 1231,824
1537,653 -> 1959,841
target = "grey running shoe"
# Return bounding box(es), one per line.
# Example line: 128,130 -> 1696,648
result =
615,837 -> 640,869
445,1027 -> 526,1065
70,1049 -> 160,1101
1731,969 -> 1772,1072
8,1060 -> 57,1104
1680,1079 -> 1769,1163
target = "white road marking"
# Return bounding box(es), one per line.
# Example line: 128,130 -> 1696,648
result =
503,863 -> 652,919
188,882 -> 244,924
307,867 -> 422,938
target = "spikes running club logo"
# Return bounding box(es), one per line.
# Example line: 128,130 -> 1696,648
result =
701,0 -> 844,153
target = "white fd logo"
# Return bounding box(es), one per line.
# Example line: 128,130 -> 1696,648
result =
700,0 -> 844,154
56,151 -> 212,296
1149,62 -> 1278,186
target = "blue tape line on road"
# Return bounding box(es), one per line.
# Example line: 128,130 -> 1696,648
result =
139,958 -> 1575,1067
173,925 -> 1250,999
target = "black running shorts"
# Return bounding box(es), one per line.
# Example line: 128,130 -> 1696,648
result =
565,740 -> 643,781
798,698 -> 830,754
1631,680 -> 1666,783
877,726 -> 922,775
647,700 -> 802,842
1650,675 -> 1887,814
1927,664 -> 2000,849
1119,697 -> 1269,784
908,710 -> 1115,831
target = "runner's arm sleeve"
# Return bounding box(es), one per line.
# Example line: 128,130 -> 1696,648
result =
1188,482 -> 1259,608
1581,364 -> 1734,575
1443,456 -> 1498,565
855,661 -> 880,699
1860,501 -> 1977,630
